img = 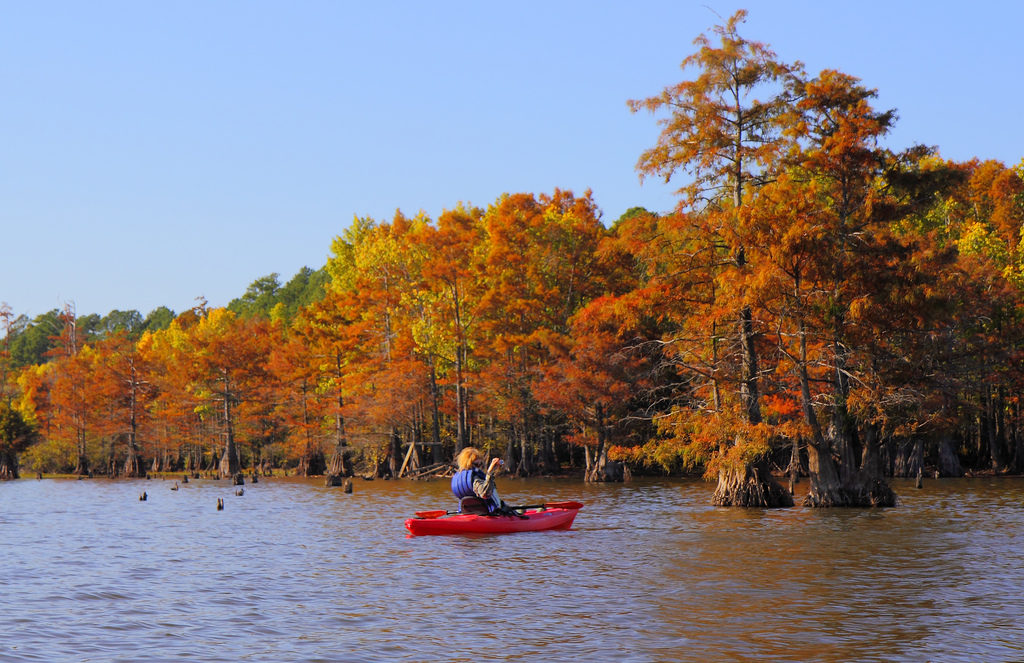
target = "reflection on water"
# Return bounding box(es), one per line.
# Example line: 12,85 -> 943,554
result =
2,475 -> 1024,662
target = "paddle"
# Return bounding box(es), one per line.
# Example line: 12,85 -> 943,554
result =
413,500 -> 582,519
507,500 -> 584,511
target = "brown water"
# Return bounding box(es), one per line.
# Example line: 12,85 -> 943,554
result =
2,475 -> 1023,662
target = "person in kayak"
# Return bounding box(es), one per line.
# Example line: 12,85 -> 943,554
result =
452,447 -> 504,513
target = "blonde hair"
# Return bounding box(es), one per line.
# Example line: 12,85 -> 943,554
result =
456,447 -> 484,471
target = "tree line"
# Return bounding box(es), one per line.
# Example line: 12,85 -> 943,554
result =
3,11 -> 1023,507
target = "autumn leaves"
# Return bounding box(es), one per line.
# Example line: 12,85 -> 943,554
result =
624,10 -> 1024,505
3,11 -> 1023,505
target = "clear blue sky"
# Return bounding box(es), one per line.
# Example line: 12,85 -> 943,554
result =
3,1 -> 1022,319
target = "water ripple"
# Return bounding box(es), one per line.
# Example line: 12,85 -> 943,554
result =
2,476 -> 1024,661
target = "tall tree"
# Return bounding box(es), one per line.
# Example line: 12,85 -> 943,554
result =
629,10 -> 800,506
414,204 -> 486,453
757,69 -> 958,505
95,333 -> 158,477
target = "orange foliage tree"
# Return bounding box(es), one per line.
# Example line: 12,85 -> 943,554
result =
628,9 -> 800,505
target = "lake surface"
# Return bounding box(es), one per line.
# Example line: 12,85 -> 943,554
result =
2,474 -> 1023,662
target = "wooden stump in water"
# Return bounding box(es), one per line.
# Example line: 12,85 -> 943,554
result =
250,472 -> 259,483
232,473 -> 244,486
139,492 -> 147,501
182,475 -> 189,483
325,474 -> 344,487
916,468 -> 923,489
343,479 -> 353,494
216,498 -> 224,511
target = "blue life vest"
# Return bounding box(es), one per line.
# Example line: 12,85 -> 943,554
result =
451,468 -> 486,499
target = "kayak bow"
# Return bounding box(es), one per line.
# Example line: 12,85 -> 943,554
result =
405,503 -> 582,536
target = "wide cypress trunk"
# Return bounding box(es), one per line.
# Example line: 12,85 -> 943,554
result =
300,450 -> 326,476
805,420 -> 897,507
326,438 -> 350,478
123,447 -> 144,478
713,456 -> 793,507
711,307 -> 791,506
326,384 -> 351,481
388,428 -> 402,477
123,413 -> 144,478
803,436 -> 844,507
893,439 -> 924,478
0,450 -> 19,480
848,424 -> 897,506
792,320 -> 895,506
937,432 -> 965,477
219,435 -> 239,477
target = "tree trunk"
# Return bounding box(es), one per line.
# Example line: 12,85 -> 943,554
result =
504,422 -> 516,472
429,365 -> 443,465
123,394 -> 143,478
738,305 -> 761,426
806,423 -> 898,507
585,403 -> 607,482
537,426 -> 557,475
388,428 -> 402,478
0,450 -> 20,480
788,436 -> 801,492
327,380 -> 351,478
803,437 -> 845,507
711,295 -> 788,505
123,445 -> 143,478
455,347 -> 468,453
74,422 -> 89,476
988,387 -> 1005,472
1012,401 -> 1024,474
516,410 -> 532,477
937,431 -> 965,477
218,378 -> 239,478
851,424 -> 898,507
893,439 -> 924,479
713,454 -> 793,507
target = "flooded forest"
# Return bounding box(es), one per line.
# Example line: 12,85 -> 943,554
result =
3,12 -> 1024,509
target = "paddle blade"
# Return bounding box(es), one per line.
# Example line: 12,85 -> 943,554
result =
414,510 -> 449,519
545,501 -> 584,510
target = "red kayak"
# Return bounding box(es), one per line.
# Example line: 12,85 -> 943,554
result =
405,501 -> 583,536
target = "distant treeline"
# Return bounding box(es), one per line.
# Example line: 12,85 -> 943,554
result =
3,267 -> 329,369
3,12 -> 1024,509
